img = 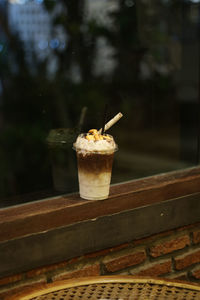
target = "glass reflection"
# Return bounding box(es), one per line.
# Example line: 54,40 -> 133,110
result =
0,0 -> 199,206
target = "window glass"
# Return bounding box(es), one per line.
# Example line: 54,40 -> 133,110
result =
0,0 -> 199,207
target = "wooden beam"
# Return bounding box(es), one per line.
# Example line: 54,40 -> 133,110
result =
0,166 -> 200,242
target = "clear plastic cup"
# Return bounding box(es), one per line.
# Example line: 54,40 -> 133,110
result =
73,134 -> 117,200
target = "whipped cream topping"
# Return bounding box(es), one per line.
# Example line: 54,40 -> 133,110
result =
74,133 -> 117,153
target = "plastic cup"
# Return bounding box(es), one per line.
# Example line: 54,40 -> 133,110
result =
73,134 -> 117,200
46,128 -> 77,192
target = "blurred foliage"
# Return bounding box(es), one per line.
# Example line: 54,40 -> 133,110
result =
0,0 -> 189,201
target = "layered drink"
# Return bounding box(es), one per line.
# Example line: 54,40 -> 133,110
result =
73,130 -> 117,200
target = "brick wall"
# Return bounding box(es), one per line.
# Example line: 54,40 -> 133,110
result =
1,222 -> 200,299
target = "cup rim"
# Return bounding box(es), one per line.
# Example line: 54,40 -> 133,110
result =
73,143 -> 118,153
72,133 -> 118,153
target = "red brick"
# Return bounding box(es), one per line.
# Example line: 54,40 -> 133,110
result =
150,235 -> 190,258
52,264 -> 100,281
134,260 -> 171,277
132,224 -> 195,248
169,273 -> 188,281
26,261 -> 68,278
0,274 -> 22,286
174,250 -> 200,270
104,251 -> 146,273
84,243 -> 130,259
190,267 -> 200,279
0,277 -> 46,300
133,230 -> 175,247
192,230 -> 200,244
176,223 -> 198,232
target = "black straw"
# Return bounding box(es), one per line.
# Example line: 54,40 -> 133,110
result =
102,103 -> 108,134
78,106 -> 87,133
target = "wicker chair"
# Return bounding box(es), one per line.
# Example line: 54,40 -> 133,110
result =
6,275 -> 200,300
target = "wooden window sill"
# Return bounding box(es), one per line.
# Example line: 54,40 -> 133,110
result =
1,166 -> 200,277
1,166 -> 200,243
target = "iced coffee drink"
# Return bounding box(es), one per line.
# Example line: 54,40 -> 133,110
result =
73,130 -> 117,200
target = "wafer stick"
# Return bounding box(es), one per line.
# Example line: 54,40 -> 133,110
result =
98,112 -> 123,134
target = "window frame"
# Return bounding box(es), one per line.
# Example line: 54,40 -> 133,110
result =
1,165 -> 200,243
1,165 -> 200,277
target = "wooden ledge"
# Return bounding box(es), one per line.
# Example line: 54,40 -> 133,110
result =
1,166 -> 200,242
1,166 -> 200,278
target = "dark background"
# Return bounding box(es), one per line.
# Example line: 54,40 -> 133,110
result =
0,0 -> 199,207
